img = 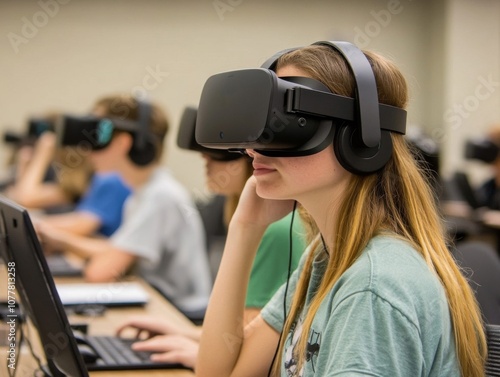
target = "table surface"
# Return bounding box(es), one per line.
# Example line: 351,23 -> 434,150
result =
0,263 -> 196,377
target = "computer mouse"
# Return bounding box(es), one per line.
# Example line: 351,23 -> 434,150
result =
72,330 -> 87,345
78,344 -> 99,364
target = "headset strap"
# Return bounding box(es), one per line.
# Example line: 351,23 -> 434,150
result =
314,41 -> 381,147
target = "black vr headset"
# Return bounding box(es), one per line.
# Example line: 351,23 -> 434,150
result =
176,106 -> 243,161
3,118 -> 54,145
56,100 -> 156,166
195,41 -> 407,174
465,138 -> 500,163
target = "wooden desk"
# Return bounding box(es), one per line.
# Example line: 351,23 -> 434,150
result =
0,264 -> 195,376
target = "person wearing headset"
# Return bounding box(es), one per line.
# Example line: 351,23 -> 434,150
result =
114,108 -> 306,368
2,115 -> 131,237
37,94 -> 212,319
2,115 -> 94,212
194,42 -> 487,376
471,126 -> 500,223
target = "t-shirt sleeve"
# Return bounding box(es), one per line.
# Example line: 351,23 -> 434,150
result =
320,290 -> 424,376
76,174 -> 131,236
110,194 -> 179,263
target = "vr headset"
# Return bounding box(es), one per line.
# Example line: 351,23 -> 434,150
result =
195,41 -> 407,174
465,138 -> 499,163
176,106 -> 243,161
3,118 -> 54,145
55,100 -> 157,166
55,115 -> 136,150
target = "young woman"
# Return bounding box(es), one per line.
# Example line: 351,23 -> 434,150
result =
196,44 -> 487,376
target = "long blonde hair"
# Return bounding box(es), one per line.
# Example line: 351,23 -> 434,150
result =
273,45 -> 487,376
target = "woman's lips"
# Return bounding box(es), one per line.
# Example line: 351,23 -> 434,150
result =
252,163 -> 276,176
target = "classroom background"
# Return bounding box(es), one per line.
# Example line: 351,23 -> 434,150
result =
0,0 -> 499,197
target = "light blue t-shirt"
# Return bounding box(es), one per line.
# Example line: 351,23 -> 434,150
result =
262,235 -> 460,376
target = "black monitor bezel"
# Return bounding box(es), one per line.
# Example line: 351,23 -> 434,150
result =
0,195 -> 88,377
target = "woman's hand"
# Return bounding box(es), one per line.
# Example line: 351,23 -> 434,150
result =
116,315 -> 201,341
231,176 -> 295,230
130,334 -> 199,369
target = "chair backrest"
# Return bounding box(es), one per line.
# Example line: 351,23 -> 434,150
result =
486,323 -> 500,376
452,241 -> 500,325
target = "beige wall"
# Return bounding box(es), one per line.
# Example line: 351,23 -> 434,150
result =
0,0 -> 499,195
440,0 -> 500,184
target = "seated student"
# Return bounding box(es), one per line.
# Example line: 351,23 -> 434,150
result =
1,117 -> 57,191
5,113 -> 130,236
195,42 -> 487,376
3,117 -> 94,211
2,117 -> 131,237
38,94 -> 212,318
17,132 -> 131,237
114,107 -> 307,368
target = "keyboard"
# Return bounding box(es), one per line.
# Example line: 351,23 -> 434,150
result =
57,282 -> 149,307
81,335 -> 186,371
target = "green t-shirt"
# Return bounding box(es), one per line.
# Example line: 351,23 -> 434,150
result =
245,212 -> 306,308
261,235 -> 460,376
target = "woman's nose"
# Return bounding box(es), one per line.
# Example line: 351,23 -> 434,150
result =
245,149 -> 255,158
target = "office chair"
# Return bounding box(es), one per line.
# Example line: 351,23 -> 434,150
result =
486,323 -> 500,377
452,241 -> 500,325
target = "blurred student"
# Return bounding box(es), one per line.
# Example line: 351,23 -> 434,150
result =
2,114 -> 131,237
3,115 -> 93,211
114,107 -> 306,368
38,95 -> 211,318
474,125 -> 500,209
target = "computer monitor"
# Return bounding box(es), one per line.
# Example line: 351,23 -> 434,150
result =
0,195 -> 89,377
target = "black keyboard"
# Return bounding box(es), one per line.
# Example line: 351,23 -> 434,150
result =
46,254 -> 82,277
82,336 -> 185,371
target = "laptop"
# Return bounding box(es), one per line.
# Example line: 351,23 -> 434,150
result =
0,195 -> 186,376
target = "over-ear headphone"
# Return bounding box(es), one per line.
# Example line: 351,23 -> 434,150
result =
195,40 -> 406,175
262,41 -> 400,175
127,99 -> 157,166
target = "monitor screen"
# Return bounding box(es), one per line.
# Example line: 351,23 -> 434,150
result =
0,195 -> 88,377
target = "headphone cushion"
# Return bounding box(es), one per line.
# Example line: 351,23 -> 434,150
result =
334,123 -> 393,175
128,135 -> 157,166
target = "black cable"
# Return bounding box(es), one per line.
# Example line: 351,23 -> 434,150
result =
267,200 -> 297,377
23,319 -> 46,375
320,233 -> 329,256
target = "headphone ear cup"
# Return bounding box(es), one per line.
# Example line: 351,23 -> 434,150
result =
128,136 -> 156,166
334,122 -> 393,175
